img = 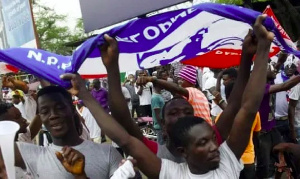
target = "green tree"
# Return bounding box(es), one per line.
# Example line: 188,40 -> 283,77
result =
32,1 -> 86,55
213,0 -> 243,5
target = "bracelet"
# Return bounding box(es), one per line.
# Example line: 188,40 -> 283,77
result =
218,99 -> 225,105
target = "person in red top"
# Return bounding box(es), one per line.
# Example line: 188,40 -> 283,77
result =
96,26 -> 255,160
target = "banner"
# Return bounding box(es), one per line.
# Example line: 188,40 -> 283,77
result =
263,5 -> 296,50
1,0 -> 37,48
0,3 -> 299,87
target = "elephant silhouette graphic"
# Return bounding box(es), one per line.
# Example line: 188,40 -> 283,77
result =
137,19 -> 244,69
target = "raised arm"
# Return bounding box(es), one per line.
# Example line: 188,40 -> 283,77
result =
227,15 -> 274,159
137,77 -> 189,98
99,35 -> 143,140
5,77 -> 29,94
28,115 -> 42,140
274,52 -> 288,72
61,73 -> 161,179
269,76 -> 300,94
215,30 -> 254,141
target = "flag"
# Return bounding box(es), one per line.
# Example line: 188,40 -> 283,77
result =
263,5 -> 296,50
0,3 -> 299,87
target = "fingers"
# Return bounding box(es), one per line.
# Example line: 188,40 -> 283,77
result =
71,154 -> 82,166
55,152 -> 64,162
60,73 -> 77,81
104,34 -> 115,44
254,14 -> 267,27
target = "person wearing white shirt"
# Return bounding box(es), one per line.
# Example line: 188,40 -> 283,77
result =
288,83 -> 300,143
79,104 -> 101,143
203,69 -> 225,121
67,25 -> 271,179
122,86 -> 132,114
135,70 -> 152,117
274,56 -> 298,142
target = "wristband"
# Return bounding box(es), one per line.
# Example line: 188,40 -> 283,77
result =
218,99 -> 225,105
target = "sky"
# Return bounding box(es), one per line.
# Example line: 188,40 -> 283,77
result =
40,0 -> 211,32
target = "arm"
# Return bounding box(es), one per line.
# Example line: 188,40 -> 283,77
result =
14,143 -> 26,169
0,148 -> 7,179
274,52 -> 288,72
215,30 -> 254,141
28,115 -> 42,140
269,76 -> 300,94
227,15 -> 274,159
61,73 -> 161,179
154,108 -> 163,127
137,77 -> 189,98
215,71 -> 224,93
99,38 -> 143,140
211,90 -> 227,110
288,99 -> 297,142
9,77 -> 29,94
273,143 -> 300,161
137,85 -> 143,96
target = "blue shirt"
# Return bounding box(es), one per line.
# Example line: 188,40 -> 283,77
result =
151,93 -> 165,130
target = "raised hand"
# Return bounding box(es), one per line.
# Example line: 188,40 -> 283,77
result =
242,29 -> 258,56
136,76 -> 153,87
60,73 -> 88,97
100,34 -> 119,69
253,15 -> 274,43
2,76 -> 14,89
56,147 -> 86,176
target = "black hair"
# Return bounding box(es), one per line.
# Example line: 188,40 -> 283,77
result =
223,68 -> 238,79
37,86 -> 82,136
0,101 -> 13,119
169,116 -> 205,148
12,95 -> 21,99
161,96 -> 192,123
225,82 -> 235,100
157,70 -> 166,79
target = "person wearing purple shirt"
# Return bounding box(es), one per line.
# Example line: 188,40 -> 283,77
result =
91,79 -> 109,113
91,79 -> 109,142
256,63 -> 300,178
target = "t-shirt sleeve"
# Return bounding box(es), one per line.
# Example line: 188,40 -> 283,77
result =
108,146 -> 123,177
122,87 -> 131,99
143,136 -> 158,154
159,159 -> 181,179
254,113 -> 261,132
289,85 -> 300,101
16,142 -> 43,175
218,142 -> 244,178
185,88 -> 194,102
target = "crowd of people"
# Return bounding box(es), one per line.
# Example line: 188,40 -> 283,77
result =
0,15 -> 300,179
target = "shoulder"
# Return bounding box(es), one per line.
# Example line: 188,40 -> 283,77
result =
218,142 -> 243,174
160,159 -> 186,178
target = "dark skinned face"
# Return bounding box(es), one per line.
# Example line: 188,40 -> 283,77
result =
163,99 -> 194,137
180,123 -> 220,174
222,74 -> 234,86
38,93 -> 75,139
0,107 -> 28,134
284,64 -> 297,77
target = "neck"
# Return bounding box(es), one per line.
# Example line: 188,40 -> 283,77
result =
52,132 -> 83,147
166,139 -> 182,158
188,163 -> 209,175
